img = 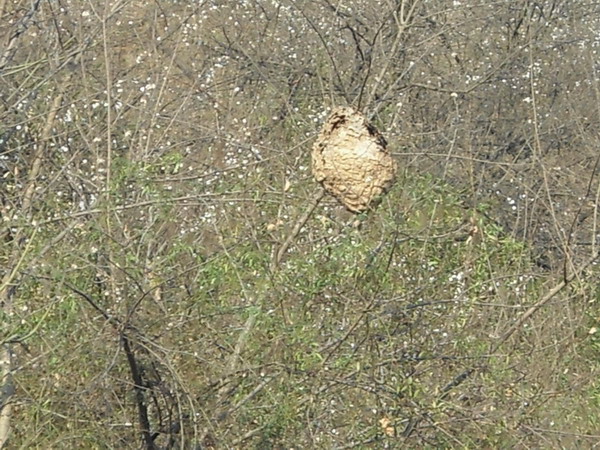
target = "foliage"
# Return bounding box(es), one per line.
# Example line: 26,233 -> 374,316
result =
1,0 -> 600,448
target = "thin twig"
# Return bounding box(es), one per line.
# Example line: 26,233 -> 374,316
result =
270,188 -> 325,272
0,75 -> 69,447
33,192 -> 258,226
491,250 -> 599,353
365,0 -> 422,114
0,0 -> 42,71
0,345 -> 14,448
437,249 -> 599,402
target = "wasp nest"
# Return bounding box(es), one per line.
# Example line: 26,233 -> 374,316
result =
312,107 -> 397,213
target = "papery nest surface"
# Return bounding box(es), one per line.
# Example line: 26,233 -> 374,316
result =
312,106 -> 397,213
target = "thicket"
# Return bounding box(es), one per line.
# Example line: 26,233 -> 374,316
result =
1,0 -> 600,448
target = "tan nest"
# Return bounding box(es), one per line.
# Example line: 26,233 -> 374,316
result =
312,107 -> 397,213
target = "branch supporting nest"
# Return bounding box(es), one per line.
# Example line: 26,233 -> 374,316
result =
270,189 -> 325,272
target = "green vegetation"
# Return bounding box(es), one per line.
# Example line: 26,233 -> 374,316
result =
1,0 -> 600,448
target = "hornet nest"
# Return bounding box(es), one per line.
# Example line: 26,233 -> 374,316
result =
312,106 -> 397,213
